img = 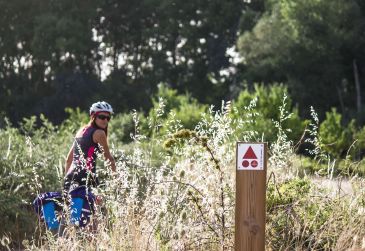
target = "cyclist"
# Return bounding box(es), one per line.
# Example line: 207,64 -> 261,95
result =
34,102 -> 116,234
63,101 -> 116,193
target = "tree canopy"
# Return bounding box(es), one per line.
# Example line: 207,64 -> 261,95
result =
238,0 -> 365,120
1,0 -> 365,124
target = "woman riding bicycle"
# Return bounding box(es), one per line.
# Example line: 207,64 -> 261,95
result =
33,102 -> 116,234
63,101 -> 116,193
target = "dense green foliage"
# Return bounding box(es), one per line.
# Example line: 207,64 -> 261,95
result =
319,108 -> 357,158
238,0 -> 365,120
0,115 -> 73,246
231,83 -> 307,143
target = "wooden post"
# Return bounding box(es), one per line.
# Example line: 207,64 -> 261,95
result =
235,142 -> 267,251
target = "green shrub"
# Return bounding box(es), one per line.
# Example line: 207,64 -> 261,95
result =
148,84 -> 208,132
266,177 -> 338,250
267,177 -> 311,209
108,112 -> 135,145
353,125 -> 365,157
232,83 -> 307,142
0,116 -> 67,246
319,108 -> 356,158
60,107 -> 89,134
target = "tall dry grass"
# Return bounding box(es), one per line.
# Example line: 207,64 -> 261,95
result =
2,98 -> 365,250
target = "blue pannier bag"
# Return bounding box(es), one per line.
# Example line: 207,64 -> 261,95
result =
33,191 -> 63,231
33,187 -> 96,231
68,186 -> 96,227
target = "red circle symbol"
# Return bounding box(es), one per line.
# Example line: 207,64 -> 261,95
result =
242,160 -> 249,168
251,160 -> 258,168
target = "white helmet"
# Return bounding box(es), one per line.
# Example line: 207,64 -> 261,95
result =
89,101 -> 114,115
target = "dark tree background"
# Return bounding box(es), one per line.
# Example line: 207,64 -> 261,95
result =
1,0 -> 365,124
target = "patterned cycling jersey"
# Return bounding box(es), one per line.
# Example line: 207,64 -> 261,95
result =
64,125 -> 101,191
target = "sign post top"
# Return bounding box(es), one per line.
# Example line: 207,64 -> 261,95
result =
236,142 -> 266,171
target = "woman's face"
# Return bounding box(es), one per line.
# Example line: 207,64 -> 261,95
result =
93,112 -> 111,129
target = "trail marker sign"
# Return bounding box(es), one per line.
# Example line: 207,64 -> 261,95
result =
237,143 -> 264,170
235,142 -> 267,251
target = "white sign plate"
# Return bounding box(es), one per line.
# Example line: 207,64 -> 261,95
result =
237,143 -> 265,170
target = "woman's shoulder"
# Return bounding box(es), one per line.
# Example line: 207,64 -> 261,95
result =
75,125 -> 93,138
93,128 -> 106,137
75,126 -> 86,137
92,129 -> 107,144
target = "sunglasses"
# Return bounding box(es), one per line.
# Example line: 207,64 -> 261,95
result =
96,114 -> 111,121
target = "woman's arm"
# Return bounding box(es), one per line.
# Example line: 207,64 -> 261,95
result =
65,144 -> 74,174
93,130 -> 116,172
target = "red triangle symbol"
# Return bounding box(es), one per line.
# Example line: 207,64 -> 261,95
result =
243,146 -> 257,159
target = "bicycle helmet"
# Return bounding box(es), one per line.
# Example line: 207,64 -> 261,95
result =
89,101 -> 114,115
